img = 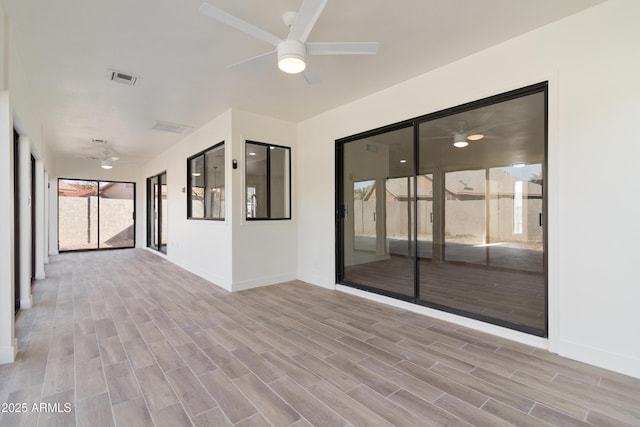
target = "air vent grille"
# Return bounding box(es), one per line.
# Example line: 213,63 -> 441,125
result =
91,138 -> 107,144
152,121 -> 193,134
108,70 -> 139,86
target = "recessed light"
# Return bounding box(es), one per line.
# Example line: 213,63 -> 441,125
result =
399,159 -> 407,163
191,172 -> 201,177
467,134 -> 484,141
249,152 -> 256,156
512,162 -> 526,168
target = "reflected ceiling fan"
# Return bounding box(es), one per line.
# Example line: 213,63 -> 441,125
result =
424,120 -> 496,149
198,0 -> 380,82
75,150 -> 126,169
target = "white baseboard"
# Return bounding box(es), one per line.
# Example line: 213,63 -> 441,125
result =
20,295 -> 33,309
555,340 -> 640,379
0,339 -> 17,364
232,273 -> 297,292
336,284 -> 548,349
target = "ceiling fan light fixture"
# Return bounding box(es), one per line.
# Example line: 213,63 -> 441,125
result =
277,40 -> 307,74
453,141 -> 469,148
101,159 -> 113,169
453,133 -> 469,148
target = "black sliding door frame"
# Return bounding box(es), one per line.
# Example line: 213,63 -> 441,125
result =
147,172 -> 167,254
58,178 -> 136,252
13,129 -> 20,314
336,82 -> 548,337
31,155 -> 36,281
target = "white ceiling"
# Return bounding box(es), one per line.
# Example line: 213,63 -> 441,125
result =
2,0 -> 604,166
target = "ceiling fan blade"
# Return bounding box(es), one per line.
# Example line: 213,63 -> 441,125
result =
228,50 -> 276,68
419,136 -> 451,141
307,42 -> 380,55
302,68 -> 320,85
288,0 -> 327,43
198,2 -> 282,47
74,154 -> 100,161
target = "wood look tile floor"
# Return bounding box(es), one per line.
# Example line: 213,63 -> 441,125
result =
1,249 -> 639,427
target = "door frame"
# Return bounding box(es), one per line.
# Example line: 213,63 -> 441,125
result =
57,178 -> 136,252
335,82 -> 548,336
147,171 -> 167,254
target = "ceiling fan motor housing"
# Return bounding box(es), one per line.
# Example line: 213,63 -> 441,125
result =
278,39 -> 307,73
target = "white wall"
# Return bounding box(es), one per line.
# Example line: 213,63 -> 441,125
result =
141,110 -> 233,289
135,108 -> 297,292
230,109 -> 297,291
1,3 -> 50,364
296,0 -> 640,377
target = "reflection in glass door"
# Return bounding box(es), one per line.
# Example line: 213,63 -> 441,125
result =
147,172 -> 167,254
337,83 -> 547,336
340,125 -> 415,298
417,90 -> 546,334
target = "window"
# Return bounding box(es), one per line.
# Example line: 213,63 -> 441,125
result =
187,142 -> 225,220
246,141 -> 291,220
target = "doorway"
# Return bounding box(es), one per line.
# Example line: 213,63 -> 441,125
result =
13,129 -> 20,314
147,172 -> 167,253
336,83 -> 547,336
58,179 -> 136,251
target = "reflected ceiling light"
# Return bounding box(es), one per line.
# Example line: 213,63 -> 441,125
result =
453,133 -> 469,148
101,159 -> 113,169
467,133 -> 484,141
512,162 -> 526,168
248,152 -> 256,156
399,159 -> 407,163
277,40 -> 306,74
191,172 -> 201,177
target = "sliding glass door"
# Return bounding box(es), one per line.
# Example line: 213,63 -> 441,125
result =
147,172 -> 167,253
58,179 -> 135,251
340,126 -> 415,298
337,83 -> 547,335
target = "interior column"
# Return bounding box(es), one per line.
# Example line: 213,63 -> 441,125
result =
35,159 -> 45,279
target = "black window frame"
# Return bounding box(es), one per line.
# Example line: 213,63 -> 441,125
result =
245,140 -> 292,221
187,141 -> 225,220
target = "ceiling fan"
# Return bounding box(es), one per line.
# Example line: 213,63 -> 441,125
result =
198,0 -> 380,81
75,150 -> 126,169
423,120 -> 496,149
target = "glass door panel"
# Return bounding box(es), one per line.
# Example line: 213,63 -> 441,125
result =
340,126 -> 415,298
99,182 -> 135,248
58,180 -> 99,251
147,173 -> 166,253
159,173 -> 168,253
59,179 -> 135,251
149,175 -> 159,250
418,90 -> 546,333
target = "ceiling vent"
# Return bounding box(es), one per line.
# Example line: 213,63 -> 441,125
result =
91,138 -> 107,144
108,69 -> 139,86
152,121 -> 193,134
